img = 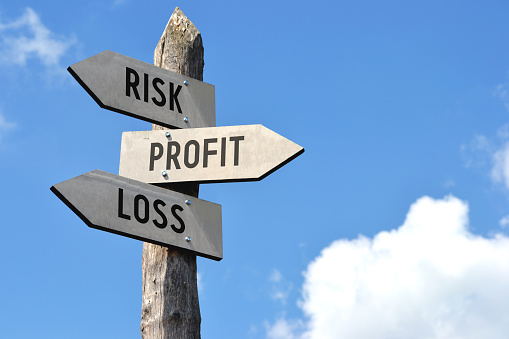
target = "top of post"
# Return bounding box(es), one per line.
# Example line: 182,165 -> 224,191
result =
154,7 -> 204,81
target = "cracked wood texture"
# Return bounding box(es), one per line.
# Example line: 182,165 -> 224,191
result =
140,7 -> 203,339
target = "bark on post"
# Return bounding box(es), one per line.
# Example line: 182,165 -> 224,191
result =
140,7 -> 203,339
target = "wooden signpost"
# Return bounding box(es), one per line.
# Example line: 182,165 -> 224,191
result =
52,6 -> 303,338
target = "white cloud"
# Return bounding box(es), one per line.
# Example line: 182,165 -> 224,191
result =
0,8 -> 76,69
267,195 -> 509,339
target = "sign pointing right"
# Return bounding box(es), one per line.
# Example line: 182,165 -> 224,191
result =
119,124 -> 304,184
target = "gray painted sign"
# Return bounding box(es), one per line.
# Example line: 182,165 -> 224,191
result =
119,124 -> 304,184
68,50 -> 215,129
51,170 -> 222,260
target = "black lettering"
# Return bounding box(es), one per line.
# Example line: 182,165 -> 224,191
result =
152,199 -> 168,229
167,141 -> 181,170
169,82 -> 182,113
143,73 -> 149,102
117,188 -> 131,220
149,143 -> 164,171
230,136 -> 245,166
125,67 -> 140,100
184,140 -> 199,168
152,77 -> 166,107
170,204 -> 185,233
221,137 -> 227,167
203,138 -> 218,168
134,194 -> 150,224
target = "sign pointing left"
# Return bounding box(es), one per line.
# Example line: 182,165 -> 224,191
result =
50,170 -> 223,261
68,50 -> 215,129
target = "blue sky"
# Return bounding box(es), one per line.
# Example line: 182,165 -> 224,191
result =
2,1 -> 509,338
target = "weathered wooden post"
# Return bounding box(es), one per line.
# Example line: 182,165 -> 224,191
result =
140,7 -> 202,338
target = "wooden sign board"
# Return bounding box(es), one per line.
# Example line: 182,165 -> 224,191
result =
119,124 -> 304,184
68,50 -> 215,129
51,170 -> 222,261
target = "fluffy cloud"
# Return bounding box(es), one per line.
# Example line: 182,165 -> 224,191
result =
0,8 -> 75,68
267,195 -> 509,339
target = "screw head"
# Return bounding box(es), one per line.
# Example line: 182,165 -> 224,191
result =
165,132 -> 171,137
185,199 -> 191,206
185,236 -> 191,242
162,171 -> 168,177
183,80 -> 189,86
184,117 -> 189,123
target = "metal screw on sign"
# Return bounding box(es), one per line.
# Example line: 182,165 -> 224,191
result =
185,200 -> 191,206
161,171 -> 168,177
165,132 -> 171,138
184,117 -> 189,123
183,80 -> 189,86
185,236 -> 191,242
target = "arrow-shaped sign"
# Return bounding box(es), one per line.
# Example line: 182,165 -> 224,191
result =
51,170 -> 222,260
119,124 -> 304,184
68,50 -> 215,129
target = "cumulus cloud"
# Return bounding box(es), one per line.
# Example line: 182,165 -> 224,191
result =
267,195 -> 509,339
0,8 -> 76,69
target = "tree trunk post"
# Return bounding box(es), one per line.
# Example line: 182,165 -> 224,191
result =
140,7 -> 203,339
